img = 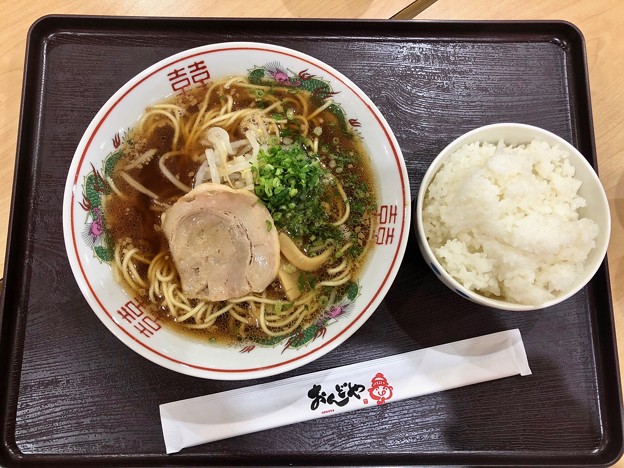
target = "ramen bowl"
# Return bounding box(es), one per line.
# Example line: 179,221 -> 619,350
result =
415,123 -> 610,311
63,42 -> 410,380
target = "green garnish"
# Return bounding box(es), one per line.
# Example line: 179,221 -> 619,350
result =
297,272 -> 317,292
345,281 -> 359,301
252,144 -> 338,241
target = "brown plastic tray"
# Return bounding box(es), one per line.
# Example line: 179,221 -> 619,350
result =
0,15 -> 622,466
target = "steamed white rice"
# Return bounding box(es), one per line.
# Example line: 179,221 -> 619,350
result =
423,138 -> 599,305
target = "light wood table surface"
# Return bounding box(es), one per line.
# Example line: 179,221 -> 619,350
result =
1,0 -> 622,464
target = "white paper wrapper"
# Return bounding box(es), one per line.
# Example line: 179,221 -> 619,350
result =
160,329 -> 531,453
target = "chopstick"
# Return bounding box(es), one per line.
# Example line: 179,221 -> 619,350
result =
390,0 -> 438,19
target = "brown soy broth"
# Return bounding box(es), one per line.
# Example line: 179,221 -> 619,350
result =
105,80 -> 378,345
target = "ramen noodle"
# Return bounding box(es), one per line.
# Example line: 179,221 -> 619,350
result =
103,74 -> 378,344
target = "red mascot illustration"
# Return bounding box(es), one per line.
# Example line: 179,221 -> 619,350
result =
368,372 -> 394,405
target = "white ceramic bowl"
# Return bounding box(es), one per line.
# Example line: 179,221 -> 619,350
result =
415,123 -> 610,311
63,42 -> 411,379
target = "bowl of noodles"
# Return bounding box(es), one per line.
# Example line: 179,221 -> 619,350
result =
63,42 -> 410,379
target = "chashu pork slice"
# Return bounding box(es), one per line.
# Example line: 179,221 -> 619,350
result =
161,183 -> 280,301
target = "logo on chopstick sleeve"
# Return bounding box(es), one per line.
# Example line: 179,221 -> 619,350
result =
367,372 -> 393,405
307,382 -> 366,413
305,371 -> 395,414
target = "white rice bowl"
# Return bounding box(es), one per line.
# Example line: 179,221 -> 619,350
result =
416,123 -> 610,311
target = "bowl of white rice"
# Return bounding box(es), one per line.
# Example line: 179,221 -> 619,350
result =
416,123 -> 610,311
